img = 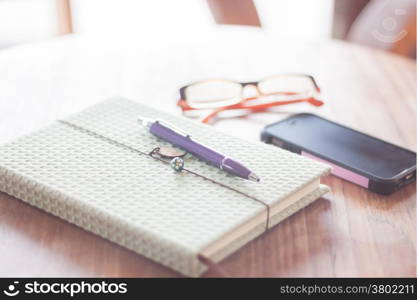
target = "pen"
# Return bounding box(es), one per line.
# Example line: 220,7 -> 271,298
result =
137,116 -> 260,182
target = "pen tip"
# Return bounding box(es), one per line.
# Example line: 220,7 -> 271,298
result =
248,173 -> 260,182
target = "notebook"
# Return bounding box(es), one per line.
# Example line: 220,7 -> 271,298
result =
0,97 -> 331,277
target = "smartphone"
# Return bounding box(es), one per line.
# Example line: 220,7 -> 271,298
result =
261,113 -> 416,195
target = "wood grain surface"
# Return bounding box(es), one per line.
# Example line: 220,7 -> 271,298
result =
0,28 -> 415,277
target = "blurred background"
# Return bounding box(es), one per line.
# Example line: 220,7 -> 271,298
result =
0,0 -> 415,58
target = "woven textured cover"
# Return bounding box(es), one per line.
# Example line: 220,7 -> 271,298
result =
0,98 -> 330,276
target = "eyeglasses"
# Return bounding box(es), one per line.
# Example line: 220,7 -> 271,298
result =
177,74 -> 324,123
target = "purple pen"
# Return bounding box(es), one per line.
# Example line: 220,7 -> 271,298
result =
137,117 -> 260,182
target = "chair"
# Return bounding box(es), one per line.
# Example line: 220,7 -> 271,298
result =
55,0 -> 415,58
347,0 -> 416,58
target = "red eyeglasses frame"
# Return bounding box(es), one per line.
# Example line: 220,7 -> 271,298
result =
177,74 -> 324,123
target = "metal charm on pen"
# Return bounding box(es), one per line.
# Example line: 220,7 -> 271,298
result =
138,116 -> 260,182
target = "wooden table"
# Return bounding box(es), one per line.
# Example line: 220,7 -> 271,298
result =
0,28 -> 415,277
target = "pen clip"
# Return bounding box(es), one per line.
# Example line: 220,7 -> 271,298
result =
155,119 -> 190,138
137,116 -> 154,128
137,115 -> 190,137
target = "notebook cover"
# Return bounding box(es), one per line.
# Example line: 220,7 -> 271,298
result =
0,98 -> 330,276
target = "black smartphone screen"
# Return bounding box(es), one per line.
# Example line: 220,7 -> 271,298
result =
263,114 -> 416,180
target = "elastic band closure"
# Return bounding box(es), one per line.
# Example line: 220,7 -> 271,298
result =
58,119 -> 271,276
